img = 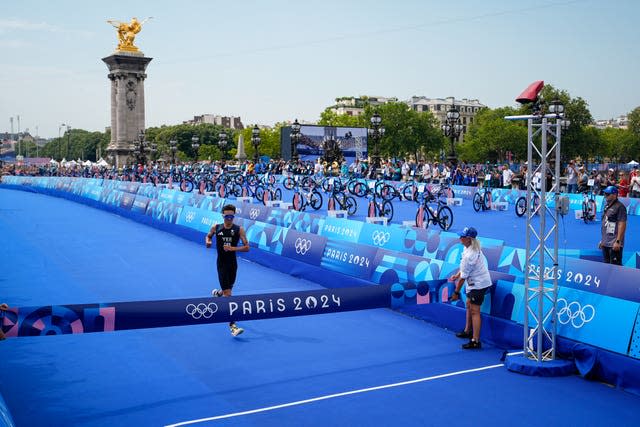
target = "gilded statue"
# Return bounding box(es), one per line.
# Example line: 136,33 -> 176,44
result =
107,17 -> 152,52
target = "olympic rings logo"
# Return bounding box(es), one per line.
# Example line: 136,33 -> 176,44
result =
371,230 -> 391,246
249,208 -> 260,219
185,303 -> 218,320
295,237 -> 312,255
185,211 -> 196,223
556,298 -> 595,329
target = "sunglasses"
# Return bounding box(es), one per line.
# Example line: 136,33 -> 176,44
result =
223,214 -> 235,220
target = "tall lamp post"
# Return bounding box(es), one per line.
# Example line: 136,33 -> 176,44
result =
441,103 -> 463,168
368,112 -> 384,170
169,139 -> 178,165
251,125 -> 261,164
136,130 -> 149,165
66,125 -> 72,159
58,123 -> 66,160
218,131 -> 228,161
191,136 -> 200,161
290,119 -> 301,163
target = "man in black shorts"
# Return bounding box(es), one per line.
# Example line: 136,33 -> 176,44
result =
205,204 -> 249,336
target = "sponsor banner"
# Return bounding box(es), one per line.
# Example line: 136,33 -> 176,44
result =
320,217 -> 363,243
0,285 -> 392,338
119,192 -> 136,210
358,222 -> 407,252
281,229 -> 327,266
509,283 -> 639,355
451,185 -> 476,200
137,184 -> 161,200
174,191 -> 191,206
321,239 -> 378,279
158,188 -> 179,204
131,195 -> 150,214
82,183 -> 103,201
104,189 -> 124,207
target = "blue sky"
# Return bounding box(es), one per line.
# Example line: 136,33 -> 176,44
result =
1,0 -> 638,138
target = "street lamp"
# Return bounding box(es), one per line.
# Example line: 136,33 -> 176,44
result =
251,125 -> 261,164
218,131 -> 228,161
66,125 -> 72,159
136,129 -> 148,164
367,112 -> 385,170
58,123 -> 66,160
441,103 -> 463,168
169,139 -> 178,164
191,136 -> 200,161
290,119 -> 301,162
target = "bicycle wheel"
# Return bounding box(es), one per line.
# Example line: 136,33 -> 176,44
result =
353,182 -> 367,197
403,184 -> 417,201
254,185 -> 265,202
310,191 -> 323,210
380,200 -> 394,222
262,189 -> 272,205
345,196 -> 357,216
327,195 -> 336,211
274,187 -> 282,201
283,177 -> 295,190
483,191 -> 492,210
380,184 -> 396,201
231,183 -> 242,197
473,193 -> 482,212
587,199 -> 597,222
180,179 -> 193,193
437,205 -> 453,230
515,197 -> 527,217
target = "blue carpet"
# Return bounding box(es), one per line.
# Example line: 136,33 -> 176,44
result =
1,188 -> 640,426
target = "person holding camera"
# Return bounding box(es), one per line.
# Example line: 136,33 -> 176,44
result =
449,227 -> 493,350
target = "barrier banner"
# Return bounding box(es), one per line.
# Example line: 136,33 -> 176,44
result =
281,229 -> 327,266
119,192 -> 136,210
358,222 -> 407,252
320,217 -> 363,243
131,195 -> 150,214
321,239 -> 378,279
0,285 -> 394,338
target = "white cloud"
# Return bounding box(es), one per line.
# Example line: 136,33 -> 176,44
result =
0,39 -> 30,49
0,18 -> 94,37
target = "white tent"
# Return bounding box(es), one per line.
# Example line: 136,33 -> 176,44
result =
82,160 -> 92,167
67,159 -> 77,166
49,159 -> 59,165
627,160 -> 639,166
96,158 -> 110,167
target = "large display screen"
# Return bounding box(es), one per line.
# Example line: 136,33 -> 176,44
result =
281,124 -> 368,160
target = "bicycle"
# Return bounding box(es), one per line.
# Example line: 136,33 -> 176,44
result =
326,180 -> 358,216
415,190 -> 453,230
473,176 -> 493,212
291,182 -> 323,211
514,193 -> 541,217
581,184 -> 597,223
365,183 -> 394,222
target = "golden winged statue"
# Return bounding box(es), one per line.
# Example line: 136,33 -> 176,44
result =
107,17 -> 152,52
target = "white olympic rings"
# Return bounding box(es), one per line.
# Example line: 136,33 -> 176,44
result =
185,211 -> 196,223
556,298 -> 595,329
371,230 -> 391,246
185,303 -> 218,320
295,237 -> 312,255
249,208 -> 260,220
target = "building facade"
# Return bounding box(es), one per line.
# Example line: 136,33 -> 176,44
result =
406,96 -> 486,142
328,96 -> 399,116
185,114 -> 244,130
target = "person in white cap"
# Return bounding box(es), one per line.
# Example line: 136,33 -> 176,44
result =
448,227 -> 492,349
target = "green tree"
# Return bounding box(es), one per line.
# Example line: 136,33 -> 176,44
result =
628,106 -> 640,136
457,107 -> 528,163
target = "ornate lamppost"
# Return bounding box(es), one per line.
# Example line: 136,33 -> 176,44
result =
169,139 -> 178,164
368,112 -> 384,170
290,119 -> 301,162
251,125 -> 261,164
191,136 -> 200,161
218,131 -> 228,161
136,129 -> 149,164
441,103 -> 463,168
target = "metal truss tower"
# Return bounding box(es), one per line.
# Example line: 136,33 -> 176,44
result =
505,111 -> 566,361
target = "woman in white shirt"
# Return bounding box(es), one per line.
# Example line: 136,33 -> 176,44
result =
448,226 -> 493,349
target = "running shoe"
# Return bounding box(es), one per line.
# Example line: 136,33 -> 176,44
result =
212,289 -> 223,297
455,330 -> 472,339
230,325 -> 244,337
